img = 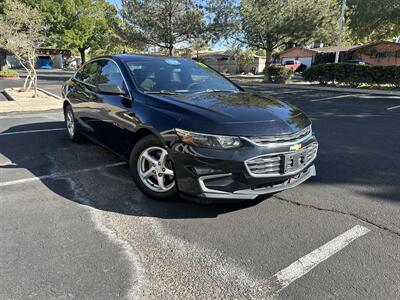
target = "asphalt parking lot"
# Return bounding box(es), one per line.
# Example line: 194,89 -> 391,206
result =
1,83 -> 400,299
0,69 -> 72,100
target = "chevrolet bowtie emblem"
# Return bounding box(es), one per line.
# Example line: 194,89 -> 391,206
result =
290,144 -> 302,151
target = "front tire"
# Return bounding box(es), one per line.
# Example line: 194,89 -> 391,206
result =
129,135 -> 178,200
64,105 -> 86,142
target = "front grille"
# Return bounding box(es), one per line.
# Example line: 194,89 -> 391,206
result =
245,142 -> 318,177
245,155 -> 282,176
248,126 -> 311,144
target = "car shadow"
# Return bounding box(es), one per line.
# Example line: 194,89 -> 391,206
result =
0,121 -> 266,219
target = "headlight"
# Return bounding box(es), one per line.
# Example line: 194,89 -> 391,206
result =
175,128 -> 242,149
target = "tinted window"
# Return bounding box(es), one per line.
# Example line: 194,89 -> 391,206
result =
75,61 -> 101,85
97,60 -> 126,90
126,58 -> 239,93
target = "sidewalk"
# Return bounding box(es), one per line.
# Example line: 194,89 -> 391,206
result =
0,88 -> 62,113
228,75 -> 400,96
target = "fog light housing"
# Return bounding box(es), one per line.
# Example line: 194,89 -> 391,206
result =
193,167 -> 222,175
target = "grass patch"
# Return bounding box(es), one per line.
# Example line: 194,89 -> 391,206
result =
0,69 -> 19,77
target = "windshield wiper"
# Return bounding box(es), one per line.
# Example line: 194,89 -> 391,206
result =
144,90 -> 177,95
195,89 -> 235,94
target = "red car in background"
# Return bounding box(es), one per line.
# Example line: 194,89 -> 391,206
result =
283,60 -> 302,72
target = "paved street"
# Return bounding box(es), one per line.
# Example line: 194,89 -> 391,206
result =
1,82 -> 400,299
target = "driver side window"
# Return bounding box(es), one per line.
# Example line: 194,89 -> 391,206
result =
97,60 -> 126,91
75,62 -> 101,85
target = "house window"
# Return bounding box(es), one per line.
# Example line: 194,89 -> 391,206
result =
374,51 -> 396,58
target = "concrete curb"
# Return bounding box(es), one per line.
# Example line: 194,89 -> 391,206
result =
3,88 -> 61,101
230,78 -> 400,96
37,88 -> 61,100
0,88 -> 62,113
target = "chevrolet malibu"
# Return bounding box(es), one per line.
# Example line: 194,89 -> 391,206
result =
62,55 -> 318,202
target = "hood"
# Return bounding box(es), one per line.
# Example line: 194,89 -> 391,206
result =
146,91 -> 311,136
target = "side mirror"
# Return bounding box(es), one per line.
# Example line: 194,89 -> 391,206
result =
96,83 -> 127,96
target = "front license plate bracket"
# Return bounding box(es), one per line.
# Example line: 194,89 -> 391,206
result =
284,151 -> 306,173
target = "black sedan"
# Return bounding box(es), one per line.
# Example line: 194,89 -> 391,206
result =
62,54 -> 318,202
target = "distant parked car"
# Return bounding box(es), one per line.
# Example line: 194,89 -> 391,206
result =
283,60 -> 303,72
345,60 -> 369,65
36,56 -> 53,69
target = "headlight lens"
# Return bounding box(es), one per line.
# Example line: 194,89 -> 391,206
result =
175,128 -> 242,149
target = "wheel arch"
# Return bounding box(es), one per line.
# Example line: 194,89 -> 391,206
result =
63,100 -> 71,113
127,127 -> 166,155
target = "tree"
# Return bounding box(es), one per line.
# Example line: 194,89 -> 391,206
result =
192,37 -> 210,59
210,0 -> 339,82
125,0 -> 206,56
236,50 -> 256,74
347,0 -> 400,42
61,0 -> 120,63
106,0 -> 147,55
0,0 -> 46,97
16,0 -> 139,62
16,0 -> 65,46
206,0 -> 240,43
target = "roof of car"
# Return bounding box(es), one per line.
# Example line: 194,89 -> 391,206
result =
112,54 -> 190,62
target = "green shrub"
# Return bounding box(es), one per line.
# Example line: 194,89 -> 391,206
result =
303,63 -> 400,88
267,65 -> 293,83
303,63 -> 336,84
236,50 -> 255,73
0,69 -> 19,77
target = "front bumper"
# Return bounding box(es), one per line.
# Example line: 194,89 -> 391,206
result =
165,133 -> 318,201
198,165 -> 315,200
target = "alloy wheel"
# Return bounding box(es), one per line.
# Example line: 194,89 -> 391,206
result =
66,109 -> 75,138
137,146 -> 175,192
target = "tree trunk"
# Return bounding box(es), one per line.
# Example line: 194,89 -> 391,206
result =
32,67 -> 38,98
23,70 -> 30,90
168,46 -> 174,56
78,48 -> 86,64
263,49 -> 273,83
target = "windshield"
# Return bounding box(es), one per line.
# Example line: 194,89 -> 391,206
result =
125,58 -> 240,93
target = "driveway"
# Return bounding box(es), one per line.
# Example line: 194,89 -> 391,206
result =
1,86 -> 400,299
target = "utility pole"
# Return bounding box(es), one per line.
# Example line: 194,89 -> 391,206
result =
335,0 -> 347,63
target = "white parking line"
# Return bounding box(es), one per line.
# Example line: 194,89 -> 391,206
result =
310,94 -> 367,102
269,225 -> 370,294
269,90 -> 310,95
0,112 -> 62,120
0,162 -> 127,187
260,90 -> 275,94
0,128 -> 65,136
387,105 -> 400,111
241,85 -> 260,88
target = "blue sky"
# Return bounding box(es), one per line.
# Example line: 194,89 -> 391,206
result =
107,0 -> 121,7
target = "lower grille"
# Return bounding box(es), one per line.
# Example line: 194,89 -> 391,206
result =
245,142 -> 318,177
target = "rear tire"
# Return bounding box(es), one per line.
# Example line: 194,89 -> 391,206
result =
64,105 -> 86,143
129,135 -> 178,200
